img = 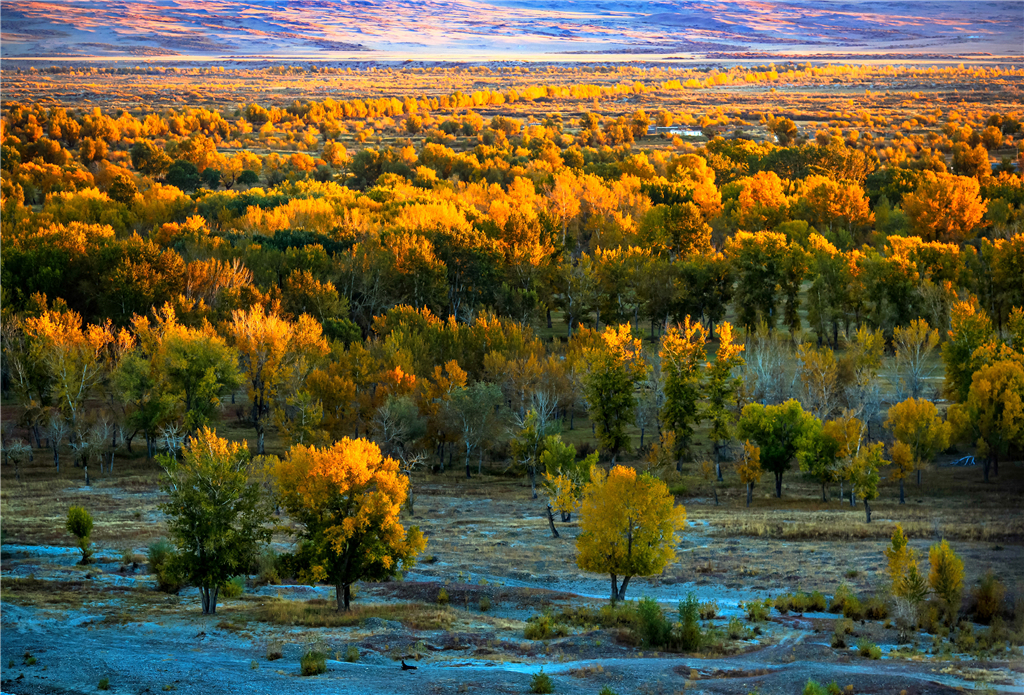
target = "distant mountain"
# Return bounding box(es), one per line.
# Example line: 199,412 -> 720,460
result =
2,0 -> 1020,60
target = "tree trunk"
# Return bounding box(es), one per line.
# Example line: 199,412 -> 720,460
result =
899,478 -> 905,504
639,425 -> 645,449
610,574 -> 619,602
336,583 -> 352,611
257,424 -> 266,456
560,511 -> 571,523
916,468 -> 921,486
51,444 -> 60,471
201,585 -> 219,615
774,471 -> 783,498
821,483 -> 827,502
712,485 -> 718,506
109,451 -> 115,474
147,434 -> 154,460
529,465 -> 537,499
84,461 -> 90,487
715,443 -> 723,482
746,482 -> 753,507
547,307 -> 553,329
465,448 -> 472,479
864,499 -> 871,523
850,489 -> 856,507
617,575 -> 631,601
546,505 -> 560,538
478,449 -> 484,476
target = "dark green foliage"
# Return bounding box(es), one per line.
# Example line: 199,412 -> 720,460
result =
636,597 -> 672,648
738,400 -> 815,498
148,539 -> 185,593
300,649 -> 327,676
166,160 -> 201,192
856,637 -> 882,659
676,593 -> 704,651
65,506 -> 93,564
530,669 -> 554,694
524,614 -> 569,640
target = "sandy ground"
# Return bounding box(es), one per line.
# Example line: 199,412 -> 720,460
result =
2,480 -> 1023,694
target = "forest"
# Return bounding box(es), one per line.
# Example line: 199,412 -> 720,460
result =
1,60 -> 1023,693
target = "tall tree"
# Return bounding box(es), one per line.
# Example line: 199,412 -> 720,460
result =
738,399 -> 816,498
272,438 -> 426,611
160,428 -> 271,615
659,317 -> 707,466
948,359 -> 1024,482
884,397 -> 951,494
582,324 -> 648,464
576,466 -> 686,602
227,305 -> 329,454
704,321 -> 745,480
892,319 -> 940,400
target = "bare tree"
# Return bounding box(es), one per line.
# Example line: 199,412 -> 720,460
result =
893,319 -> 940,401
744,320 -> 793,405
159,422 -> 187,461
45,410 -> 69,472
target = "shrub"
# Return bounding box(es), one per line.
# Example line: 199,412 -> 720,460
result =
727,617 -> 748,640
344,645 -> 359,663
266,641 -> 283,661
221,576 -> 245,600
66,506 -> 94,564
524,614 -> 569,640
255,549 -> 281,585
437,588 -> 449,605
856,637 -> 881,659
98,677 -> 110,690
147,539 -> 184,593
954,621 -> 976,652
300,649 -> 327,676
864,596 -> 888,620
842,597 -> 864,621
598,687 -> 618,695
972,572 -> 1005,624
676,593 -> 704,651
929,539 -> 964,624
698,599 -> 719,620
530,669 -> 554,694
828,583 -> 854,614
744,598 -> 771,622
803,681 -> 827,695
479,596 -> 492,612
830,630 -> 846,649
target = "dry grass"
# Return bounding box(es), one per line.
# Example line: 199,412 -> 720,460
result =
258,598 -> 457,631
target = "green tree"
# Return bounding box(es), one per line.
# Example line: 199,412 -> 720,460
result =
582,325 -> 648,464
929,539 -> 964,624
159,428 -> 272,615
659,317 -> 707,466
948,359 -> 1024,483
271,438 -> 427,611
738,399 -> 816,498
446,381 -> 505,479
884,397 -> 951,493
66,506 -> 94,564
576,465 -> 686,602
704,321 -> 744,480
942,299 -> 995,403
166,160 -> 201,193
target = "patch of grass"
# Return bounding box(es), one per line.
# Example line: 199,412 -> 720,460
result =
98,677 -> 110,690
260,598 -> 455,631
598,687 -> 618,695
220,576 -> 245,600
300,649 -> 327,676
857,637 -> 882,659
698,599 -> 718,620
742,598 -> 772,622
530,669 -> 554,694
524,613 -> 569,640
344,645 -> 359,663
727,617 -> 750,640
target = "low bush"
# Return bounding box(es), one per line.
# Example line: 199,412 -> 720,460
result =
221,576 -> 245,600
530,669 -> 554,694
437,588 -> 449,605
972,572 -> 1006,624
727,617 -> 749,640
300,649 -> 327,676
807,591 -> 828,612
524,614 -> 569,640
266,641 -> 283,661
864,595 -> 888,620
598,687 -> 618,695
344,645 -> 359,663
254,549 -> 281,585
954,621 -> 976,652
98,677 -> 110,691
479,596 -> 492,612
147,539 -> 184,594
842,596 -> 864,621
637,597 -> 672,648
698,600 -> 719,620
856,637 -> 881,659
676,593 -> 704,651
743,598 -> 771,622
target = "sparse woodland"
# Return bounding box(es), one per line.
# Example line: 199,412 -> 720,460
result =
1,60 -> 1023,689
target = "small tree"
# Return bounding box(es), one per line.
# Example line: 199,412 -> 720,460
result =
66,506 -> 94,564
583,325 -> 648,464
272,438 -> 426,611
738,399 -> 815,498
929,539 -> 964,624
541,435 -> 597,524
884,397 -> 951,493
576,466 -> 686,602
659,317 -> 706,466
850,442 -> 886,523
160,428 -> 272,615
948,359 -> 1024,483
737,441 -> 762,507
